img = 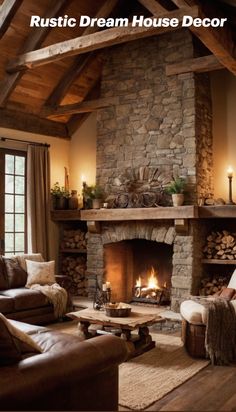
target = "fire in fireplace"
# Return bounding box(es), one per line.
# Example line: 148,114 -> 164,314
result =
133,266 -> 171,305
104,239 -> 172,304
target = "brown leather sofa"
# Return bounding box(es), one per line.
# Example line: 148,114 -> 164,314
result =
0,319 -> 128,411
0,255 -> 69,325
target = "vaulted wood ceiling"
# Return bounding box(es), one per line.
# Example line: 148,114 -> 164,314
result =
0,0 -> 235,138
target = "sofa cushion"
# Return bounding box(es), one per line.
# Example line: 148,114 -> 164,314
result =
228,269 -> 236,289
3,257 -> 27,288
16,253 -> 44,271
180,300 -> 206,325
219,287 -> 235,299
26,260 -> 56,287
0,288 -> 49,311
0,313 -> 42,366
0,295 -> 15,313
0,257 -> 8,290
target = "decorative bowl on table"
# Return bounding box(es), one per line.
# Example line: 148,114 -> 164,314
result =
105,302 -> 132,317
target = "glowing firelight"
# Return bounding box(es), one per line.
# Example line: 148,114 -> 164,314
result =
135,267 -> 160,290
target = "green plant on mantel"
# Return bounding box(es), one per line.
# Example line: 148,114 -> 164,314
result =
82,184 -> 104,200
51,182 -> 70,198
165,177 -> 186,195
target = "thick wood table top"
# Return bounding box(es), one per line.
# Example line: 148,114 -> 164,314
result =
67,308 -> 165,330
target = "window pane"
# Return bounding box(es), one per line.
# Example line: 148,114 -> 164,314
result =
5,233 -> 14,252
5,195 -> 14,212
4,252 -> 14,257
15,195 -> 24,212
15,214 -> 24,232
15,176 -> 24,194
15,233 -> 24,252
5,174 -> 14,193
5,155 -> 14,174
5,214 -> 14,232
15,156 -> 25,176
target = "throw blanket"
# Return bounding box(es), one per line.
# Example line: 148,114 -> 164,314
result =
29,283 -> 68,318
192,297 -> 236,365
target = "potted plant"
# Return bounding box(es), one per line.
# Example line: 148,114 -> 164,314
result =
82,184 -> 105,209
51,182 -> 70,210
165,177 -> 186,207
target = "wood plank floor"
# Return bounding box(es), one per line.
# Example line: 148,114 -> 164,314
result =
120,363 -> 236,411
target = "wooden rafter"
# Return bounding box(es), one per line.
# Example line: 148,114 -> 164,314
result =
0,0 -> 70,107
0,108 -> 69,138
0,0 -> 23,39
171,0 -> 236,75
166,54 -> 223,75
137,0 -> 167,14
45,0 -> 119,108
42,97 -> 119,118
7,7 -> 199,72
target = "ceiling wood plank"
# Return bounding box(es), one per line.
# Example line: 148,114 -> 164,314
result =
46,0 -> 119,108
166,54 -> 223,75
6,7 -> 199,72
137,0 -> 167,14
0,108 -> 69,138
42,97 -> 119,118
171,0 -> 236,75
0,0 -> 70,107
0,0 -> 23,39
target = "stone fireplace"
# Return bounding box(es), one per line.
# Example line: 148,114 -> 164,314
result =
85,29 -> 213,311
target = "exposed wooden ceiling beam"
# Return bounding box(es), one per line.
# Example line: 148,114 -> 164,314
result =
0,0 -> 23,39
137,0 -> 167,14
0,108 -> 69,138
46,0 -> 118,108
171,0 -> 236,75
166,54 -> 223,75
42,97 -> 119,118
0,0 -> 70,107
7,7 -> 199,72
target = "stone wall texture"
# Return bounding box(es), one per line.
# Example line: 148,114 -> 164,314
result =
96,30 -> 213,204
86,31 -> 214,311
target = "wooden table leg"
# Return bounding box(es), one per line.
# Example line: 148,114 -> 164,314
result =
78,321 -> 92,339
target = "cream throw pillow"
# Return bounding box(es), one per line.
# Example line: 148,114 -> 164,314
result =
0,313 -> 42,357
26,260 -> 56,287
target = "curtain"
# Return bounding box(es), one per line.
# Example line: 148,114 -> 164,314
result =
27,145 -> 50,260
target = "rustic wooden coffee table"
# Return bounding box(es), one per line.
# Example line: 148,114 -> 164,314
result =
67,308 -> 165,358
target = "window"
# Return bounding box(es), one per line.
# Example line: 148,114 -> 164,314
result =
0,149 -> 27,256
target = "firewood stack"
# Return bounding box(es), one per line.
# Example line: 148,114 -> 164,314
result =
203,230 -> 236,260
61,229 -> 86,250
199,276 -> 229,296
61,255 -> 87,296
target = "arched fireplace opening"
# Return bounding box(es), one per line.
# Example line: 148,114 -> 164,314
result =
104,239 -> 173,305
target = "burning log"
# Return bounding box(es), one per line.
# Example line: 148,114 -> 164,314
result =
133,267 -> 170,304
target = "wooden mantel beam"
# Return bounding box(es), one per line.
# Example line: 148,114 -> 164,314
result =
42,97 -> 119,118
170,0 -> 236,75
7,7 -> 199,72
0,0 -> 23,39
166,54 -> 223,75
0,0 -> 70,107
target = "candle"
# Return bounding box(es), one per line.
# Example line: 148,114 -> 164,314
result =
106,281 -> 111,289
102,283 -> 107,291
227,166 -> 234,178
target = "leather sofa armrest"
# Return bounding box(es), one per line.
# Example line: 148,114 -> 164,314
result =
0,333 -> 128,410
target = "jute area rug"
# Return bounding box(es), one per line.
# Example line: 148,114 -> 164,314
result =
48,321 -> 209,411
119,333 -> 209,411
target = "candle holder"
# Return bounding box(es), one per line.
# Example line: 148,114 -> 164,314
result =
227,175 -> 235,205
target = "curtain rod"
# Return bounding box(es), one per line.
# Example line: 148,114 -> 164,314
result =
0,136 -> 50,148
